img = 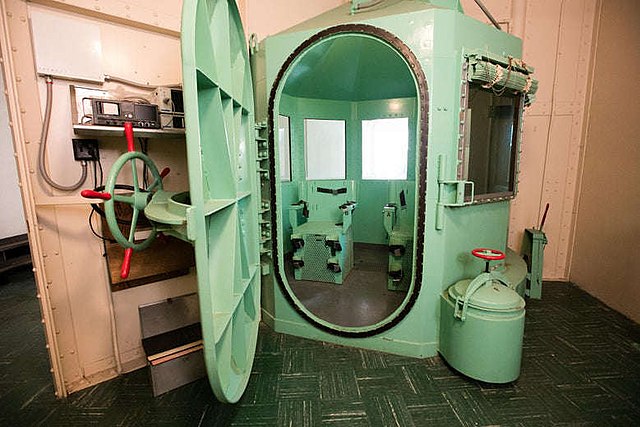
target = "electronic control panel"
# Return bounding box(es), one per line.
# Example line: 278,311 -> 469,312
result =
90,99 -> 160,129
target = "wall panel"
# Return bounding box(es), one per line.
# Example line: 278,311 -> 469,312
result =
571,0 -> 640,323
1,0 -> 190,397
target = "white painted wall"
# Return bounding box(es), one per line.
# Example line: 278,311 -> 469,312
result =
245,0 -> 349,41
0,72 -> 27,239
570,0 -> 640,324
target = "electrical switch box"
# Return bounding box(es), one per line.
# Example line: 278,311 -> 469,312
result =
72,139 -> 99,161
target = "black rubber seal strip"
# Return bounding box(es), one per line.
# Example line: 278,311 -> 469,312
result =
267,23 -> 429,338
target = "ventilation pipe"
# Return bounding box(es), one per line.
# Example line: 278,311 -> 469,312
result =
511,0 -> 527,38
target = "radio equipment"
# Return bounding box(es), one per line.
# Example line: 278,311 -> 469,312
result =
90,99 -> 160,129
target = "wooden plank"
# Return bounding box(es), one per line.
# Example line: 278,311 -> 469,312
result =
150,344 -> 203,366
148,340 -> 204,363
99,201 -> 195,291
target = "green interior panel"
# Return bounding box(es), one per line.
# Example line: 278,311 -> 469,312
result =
282,36 -> 416,101
277,66 -> 418,248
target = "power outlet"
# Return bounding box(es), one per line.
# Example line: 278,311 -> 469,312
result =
72,139 -> 99,161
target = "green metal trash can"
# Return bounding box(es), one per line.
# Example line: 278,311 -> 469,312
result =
439,274 -> 526,383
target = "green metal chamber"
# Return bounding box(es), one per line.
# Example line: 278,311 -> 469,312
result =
93,0 -> 537,403
252,0 -> 532,357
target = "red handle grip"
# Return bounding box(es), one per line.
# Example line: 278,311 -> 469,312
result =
471,248 -> 506,261
81,189 -> 111,201
160,167 -> 170,179
121,248 -> 133,279
124,122 -> 135,152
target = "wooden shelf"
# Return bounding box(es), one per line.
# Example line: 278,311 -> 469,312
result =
73,124 -> 185,139
0,234 -> 32,274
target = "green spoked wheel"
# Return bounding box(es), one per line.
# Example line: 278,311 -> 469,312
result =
181,0 -> 261,403
103,151 -> 163,251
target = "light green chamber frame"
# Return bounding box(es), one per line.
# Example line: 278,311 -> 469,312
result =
255,1 -> 529,356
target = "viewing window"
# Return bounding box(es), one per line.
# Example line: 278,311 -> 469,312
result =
465,84 -> 522,200
362,118 -> 409,180
304,119 -> 346,180
278,115 -> 291,181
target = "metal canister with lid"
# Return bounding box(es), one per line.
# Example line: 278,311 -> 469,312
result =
439,249 -> 526,383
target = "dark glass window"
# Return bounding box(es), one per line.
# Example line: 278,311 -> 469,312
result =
465,84 -> 522,200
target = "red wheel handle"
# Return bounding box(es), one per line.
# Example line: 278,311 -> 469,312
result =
81,189 -> 111,201
124,122 -> 135,152
121,248 -> 133,279
160,167 -> 170,178
472,248 -> 506,261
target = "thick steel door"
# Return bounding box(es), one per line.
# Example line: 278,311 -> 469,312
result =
181,0 -> 260,403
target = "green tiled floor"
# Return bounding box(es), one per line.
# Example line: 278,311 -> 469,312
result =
1,266 -> 639,426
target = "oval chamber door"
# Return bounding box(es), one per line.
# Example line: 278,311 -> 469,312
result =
181,0 -> 261,403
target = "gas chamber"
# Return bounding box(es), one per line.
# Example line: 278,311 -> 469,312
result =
82,0 -> 538,403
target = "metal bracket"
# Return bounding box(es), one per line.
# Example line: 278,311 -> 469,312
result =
436,155 -> 474,230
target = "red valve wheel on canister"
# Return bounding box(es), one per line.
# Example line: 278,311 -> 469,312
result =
471,248 -> 506,261
472,248 -> 505,273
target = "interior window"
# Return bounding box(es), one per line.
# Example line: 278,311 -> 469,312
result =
304,119 -> 346,180
362,118 -> 409,180
278,115 -> 291,181
465,84 -> 521,199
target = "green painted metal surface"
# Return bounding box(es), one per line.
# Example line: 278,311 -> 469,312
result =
180,0 -> 261,403
440,275 -> 526,383
104,152 -> 162,251
522,228 -> 548,299
257,1 -> 530,357
90,0 -> 537,403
